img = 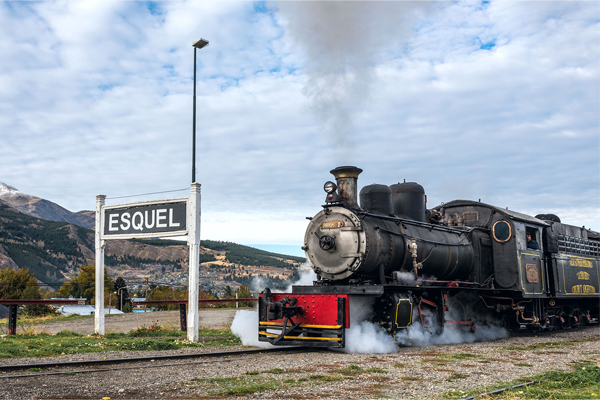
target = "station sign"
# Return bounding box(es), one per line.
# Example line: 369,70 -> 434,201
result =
95,185 -> 201,342
102,198 -> 188,239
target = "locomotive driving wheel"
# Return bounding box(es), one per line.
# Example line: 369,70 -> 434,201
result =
374,294 -> 395,335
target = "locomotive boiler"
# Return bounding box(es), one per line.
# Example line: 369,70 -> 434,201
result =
258,167 -> 600,348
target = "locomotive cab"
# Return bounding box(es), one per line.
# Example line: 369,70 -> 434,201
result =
436,200 -> 551,296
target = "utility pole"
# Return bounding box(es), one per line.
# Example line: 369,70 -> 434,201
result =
144,277 -> 149,313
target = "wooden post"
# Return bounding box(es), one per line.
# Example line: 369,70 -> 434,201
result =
187,183 -> 201,342
8,305 -> 18,335
95,194 -> 106,335
179,303 -> 187,332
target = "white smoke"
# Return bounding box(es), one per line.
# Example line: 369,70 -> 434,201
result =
396,311 -> 508,347
394,271 -> 439,286
232,264 -> 507,351
249,275 -> 267,293
395,271 -> 419,286
277,2 -> 431,162
344,297 -> 397,353
247,262 -> 316,294
280,264 -> 317,293
344,293 -> 508,353
230,309 -> 274,349
230,263 -> 316,347
395,292 -> 508,347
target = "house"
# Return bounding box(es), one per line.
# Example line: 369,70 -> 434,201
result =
50,298 -> 124,316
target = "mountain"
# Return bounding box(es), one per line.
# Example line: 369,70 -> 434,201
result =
0,202 -> 92,284
0,183 -> 94,229
0,202 -> 305,290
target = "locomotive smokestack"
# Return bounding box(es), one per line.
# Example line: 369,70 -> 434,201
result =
330,166 -> 363,209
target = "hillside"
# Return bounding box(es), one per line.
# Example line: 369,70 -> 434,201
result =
0,203 -> 305,290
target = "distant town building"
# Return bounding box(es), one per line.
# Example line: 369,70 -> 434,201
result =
50,298 -> 124,316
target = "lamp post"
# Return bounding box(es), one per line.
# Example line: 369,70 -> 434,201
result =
118,287 -> 127,311
108,292 -> 115,315
192,38 -> 209,183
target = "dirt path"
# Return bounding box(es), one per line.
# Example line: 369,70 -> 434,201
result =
15,308 -> 239,335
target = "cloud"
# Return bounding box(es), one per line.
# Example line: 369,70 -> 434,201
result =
0,1 -> 598,245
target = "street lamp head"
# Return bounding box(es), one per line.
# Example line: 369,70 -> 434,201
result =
192,38 -> 209,49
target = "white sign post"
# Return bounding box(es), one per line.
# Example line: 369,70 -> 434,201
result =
95,195 -> 106,335
187,183 -> 201,341
94,184 -> 200,341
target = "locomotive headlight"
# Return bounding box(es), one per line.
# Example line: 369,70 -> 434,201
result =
324,181 -> 337,194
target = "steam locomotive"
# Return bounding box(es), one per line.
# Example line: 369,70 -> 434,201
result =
258,166 -> 600,348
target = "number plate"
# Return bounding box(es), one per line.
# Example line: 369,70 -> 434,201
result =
321,221 -> 344,229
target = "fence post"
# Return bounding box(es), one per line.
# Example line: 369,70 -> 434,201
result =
8,305 -> 18,335
179,303 -> 187,332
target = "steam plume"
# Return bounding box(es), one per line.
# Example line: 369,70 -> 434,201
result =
344,293 -> 508,353
278,2 -> 429,162
231,265 -> 507,352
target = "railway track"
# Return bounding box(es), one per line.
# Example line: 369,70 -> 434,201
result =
0,346 -> 315,379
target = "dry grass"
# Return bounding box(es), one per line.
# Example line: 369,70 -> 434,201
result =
401,376 -> 421,381
408,350 -> 441,357
431,367 -> 455,372
18,324 -> 48,336
480,357 -> 518,363
369,376 -> 392,383
446,373 -> 469,381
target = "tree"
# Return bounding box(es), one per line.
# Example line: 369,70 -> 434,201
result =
21,283 -> 54,316
57,264 -> 114,305
0,268 -> 53,316
234,284 -> 254,308
0,268 -> 36,299
147,286 -> 188,311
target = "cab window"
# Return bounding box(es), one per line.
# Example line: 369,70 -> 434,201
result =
525,228 -> 540,250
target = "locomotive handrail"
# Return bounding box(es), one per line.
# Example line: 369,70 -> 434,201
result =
557,234 -> 600,256
375,226 -> 472,247
359,210 -> 476,234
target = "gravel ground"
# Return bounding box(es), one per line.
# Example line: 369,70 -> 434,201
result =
0,316 -> 598,400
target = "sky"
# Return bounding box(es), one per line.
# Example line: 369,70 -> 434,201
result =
1,1 -> 598,247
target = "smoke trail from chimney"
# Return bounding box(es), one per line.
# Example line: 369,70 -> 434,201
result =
278,2 -> 430,163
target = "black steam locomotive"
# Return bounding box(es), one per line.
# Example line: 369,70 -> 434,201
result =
258,167 -> 600,348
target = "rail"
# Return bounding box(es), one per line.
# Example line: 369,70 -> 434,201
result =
1,298 -> 257,336
0,347 -> 313,378
134,298 -> 258,332
0,299 -> 85,335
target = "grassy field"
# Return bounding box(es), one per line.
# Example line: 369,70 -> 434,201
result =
190,364 -> 388,397
0,313 -> 92,327
443,362 -> 600,400
0,325 -> 241,358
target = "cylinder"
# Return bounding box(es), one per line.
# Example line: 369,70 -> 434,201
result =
389,182 -> 426,222
360,184 -> 392,215
330,166 -> 363,209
